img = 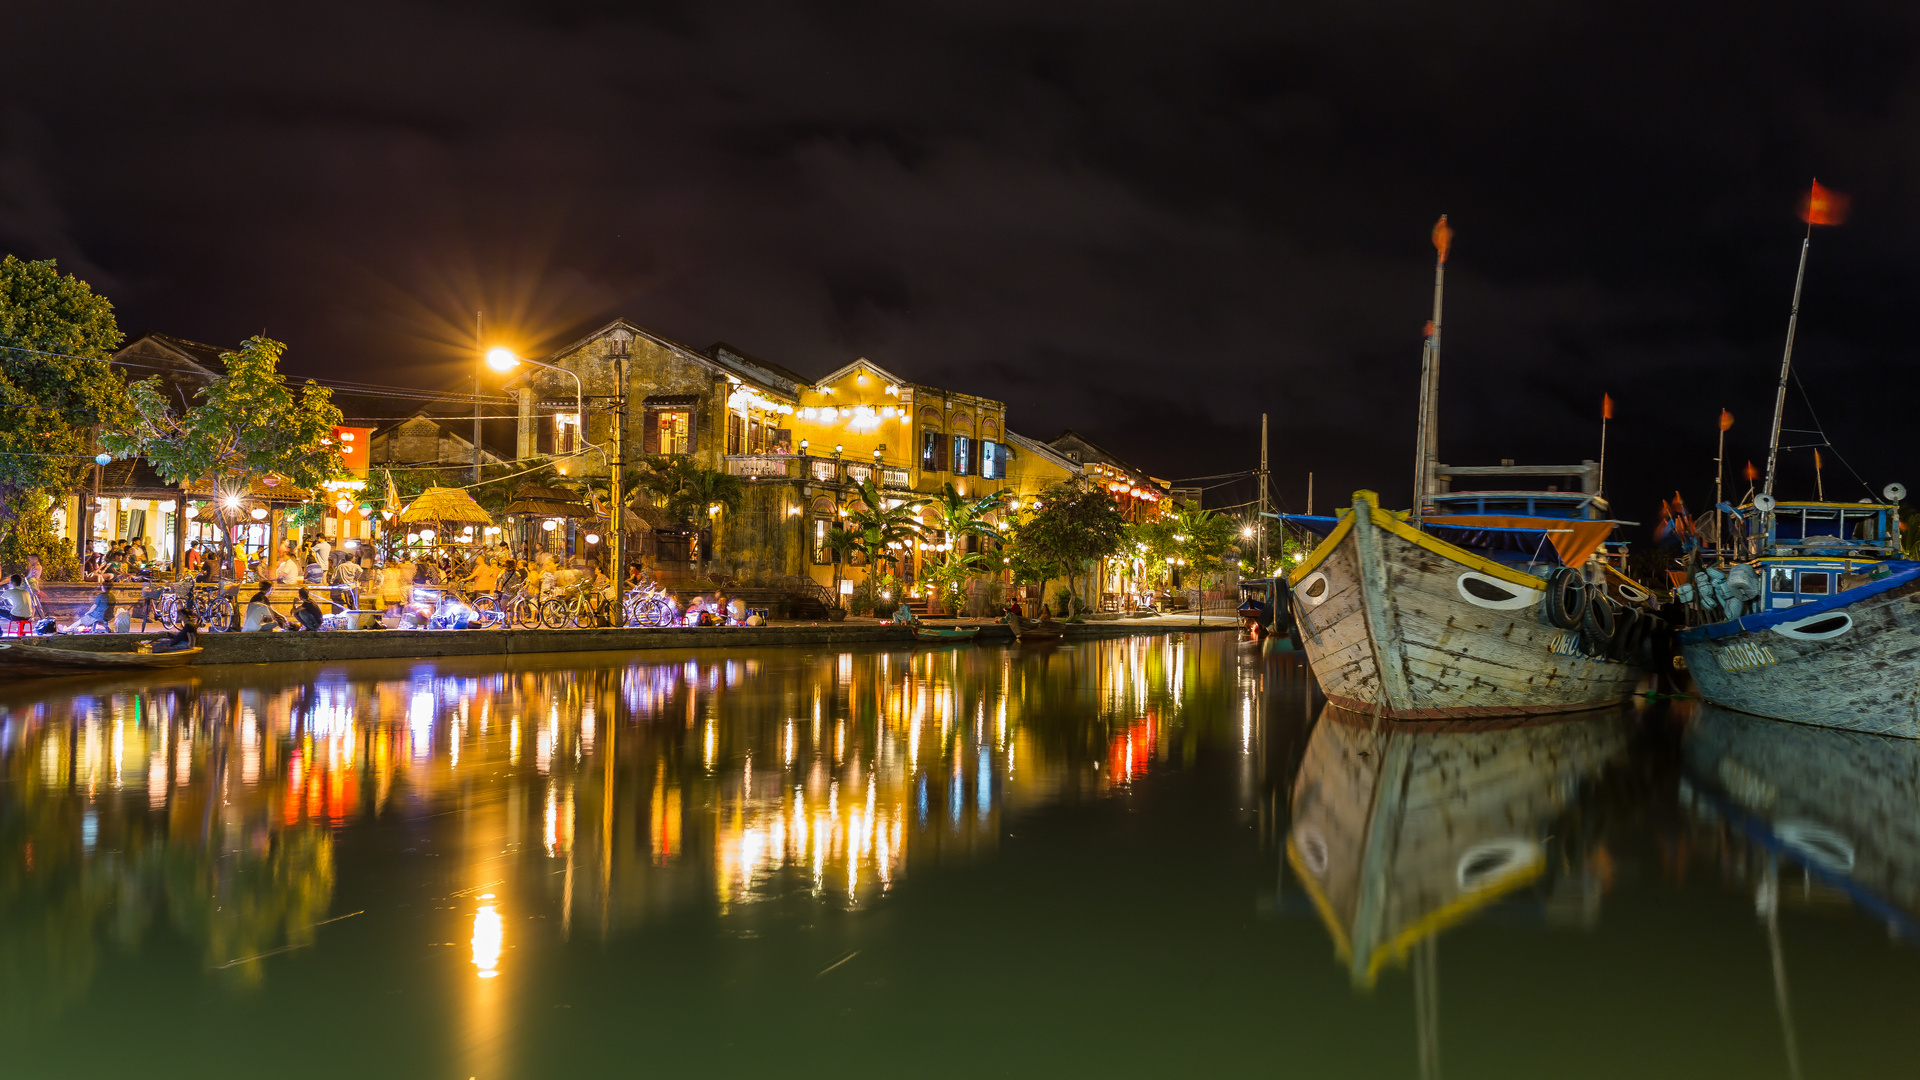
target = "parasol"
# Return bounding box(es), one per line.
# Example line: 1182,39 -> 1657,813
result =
399,486 -> 492,525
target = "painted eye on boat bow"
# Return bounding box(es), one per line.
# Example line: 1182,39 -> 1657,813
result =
1298,572 -> 1330,606
1455,572 -> 1542,611
1770,610 -> 1853,641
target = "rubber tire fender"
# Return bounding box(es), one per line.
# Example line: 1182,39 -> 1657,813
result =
1580,588 -> 1617,657
1606,606 -> 1640,662
1545,567 -> 1587,630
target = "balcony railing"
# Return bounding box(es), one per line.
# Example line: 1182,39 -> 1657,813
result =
725,455 -> 916,490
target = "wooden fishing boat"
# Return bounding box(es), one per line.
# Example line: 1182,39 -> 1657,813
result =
1286,491 -> 1648,719
911,624 -> 981,643
0,640 -> 203,678
1288,703 -> 1633,987
1676,498 -> 1920,736
1002,613 -> 1064,643
1683,703 -> 1920,936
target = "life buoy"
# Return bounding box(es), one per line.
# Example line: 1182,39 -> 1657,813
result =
1580,587 -> 1616,657
1545,567 -> 1586,630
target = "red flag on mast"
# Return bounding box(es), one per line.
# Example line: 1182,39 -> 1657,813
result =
1719,409 -> 1734,431
1432,216 -> 1452,264
1602,393 -> 1614,420
1744,461 -> 1758,482
1800,180 -> 1850,226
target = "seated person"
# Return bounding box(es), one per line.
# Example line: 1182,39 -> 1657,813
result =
433,593 -> 472,630
69,584 -> 115,632
242,584 -> 282,631
292,587 -> 325,631
0,574 -> 33,623
154,597 -> 199,652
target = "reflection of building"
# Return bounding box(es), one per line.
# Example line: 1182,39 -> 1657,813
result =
0,635 -> 1244,1019
1288,705 -> 1633,988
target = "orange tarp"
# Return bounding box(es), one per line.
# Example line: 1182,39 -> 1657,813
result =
1424,516 -> 1616,567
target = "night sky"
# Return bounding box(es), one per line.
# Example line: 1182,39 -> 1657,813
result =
8,1 -> 1917,530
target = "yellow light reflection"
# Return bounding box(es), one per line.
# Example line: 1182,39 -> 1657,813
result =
472,903 -> 503,978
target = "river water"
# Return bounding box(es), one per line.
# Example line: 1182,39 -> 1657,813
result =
0,634 -> 1915,1078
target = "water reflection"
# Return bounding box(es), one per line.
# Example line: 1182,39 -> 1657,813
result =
1288,704 -> 1636,988
0,634 -> 1251,1027
1682,703 -> 1920,937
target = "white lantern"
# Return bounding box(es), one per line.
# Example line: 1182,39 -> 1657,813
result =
542,519 -> 558,532
584,533 -> 600,544
249,507 -> 268,520
336,497 -> 354,514
184,506 -> 199,520
419,529 -> 435,543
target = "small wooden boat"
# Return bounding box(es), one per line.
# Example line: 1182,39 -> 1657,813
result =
1676,498 -> 1920,736
912,625 -> 981,643
1003,613 -> 1064,643
0,640 -> 203,678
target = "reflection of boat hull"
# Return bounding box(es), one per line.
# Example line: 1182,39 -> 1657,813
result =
911,626 -> 981,642
1684,705 -> 1920,933
1678,574 -> 1920,737
1291,493 -> 1643,719
1288,704 -> 1633,986
0,641 -> 202,679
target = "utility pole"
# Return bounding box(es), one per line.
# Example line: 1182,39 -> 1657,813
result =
473,312 -> 484,485
609,332 -> 630,618
1257,413 -> 1268,574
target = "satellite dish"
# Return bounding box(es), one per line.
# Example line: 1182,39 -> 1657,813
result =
1753,493 -> 1777,512
1884,483 -> 1907,503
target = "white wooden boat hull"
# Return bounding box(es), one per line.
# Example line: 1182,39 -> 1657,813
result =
1678,570 -> 1920,738
1290,493 -> 1644,719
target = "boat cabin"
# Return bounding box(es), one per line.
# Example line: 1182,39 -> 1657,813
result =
1426,491 -> 1609,521
1752,500 -> 1899,559
1742,500 -> 1902,610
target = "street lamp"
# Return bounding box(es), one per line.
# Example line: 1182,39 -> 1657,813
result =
486,347 -> 591,459
800,438 -> 810,455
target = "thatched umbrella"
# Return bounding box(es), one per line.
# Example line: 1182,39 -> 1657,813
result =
400,486 -> 493,525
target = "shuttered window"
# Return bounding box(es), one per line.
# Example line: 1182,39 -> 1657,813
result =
951,436 -> 973,476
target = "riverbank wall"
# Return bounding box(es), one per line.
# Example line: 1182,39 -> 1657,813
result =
9,619 -> 1238,668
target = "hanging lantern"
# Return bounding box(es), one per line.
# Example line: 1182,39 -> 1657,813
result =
542,519 -> 559,532
262,476 -> 280,488
249,507 -> 268,520
335,497 -> 354,514
184,506 -> 199,520
584,533 -> 601,544
419,528 -> 436,543
406,532 -> 420,544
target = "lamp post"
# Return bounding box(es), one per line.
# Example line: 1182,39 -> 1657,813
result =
488,346 -> 596,563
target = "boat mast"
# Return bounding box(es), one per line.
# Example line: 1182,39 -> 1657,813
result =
1761,223 -> 1813,528
1413,216 -> 1450,527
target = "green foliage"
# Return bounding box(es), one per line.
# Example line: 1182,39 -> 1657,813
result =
839,478 -> 926,613
926,551 -> 991,615
104,337 -> 345,493
282,501 -> 324,530
1010,483 -> 1125,613
102,336 -> 344,569
0,491 -> 79,578
823,523 -> 859,608
1124,518 -> 1180,591
633,454 -> 744,526
1170,505 -> 1241,623
0,256 -> 129,521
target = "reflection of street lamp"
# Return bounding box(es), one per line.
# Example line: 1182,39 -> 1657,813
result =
486,347 -> 589,459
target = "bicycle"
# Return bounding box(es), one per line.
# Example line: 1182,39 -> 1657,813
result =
540,582 -> 615,629
152,582 -> 234,632
622,583 -> 679,628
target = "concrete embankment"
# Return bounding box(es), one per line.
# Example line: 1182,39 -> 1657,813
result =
12,618 -> 1237,668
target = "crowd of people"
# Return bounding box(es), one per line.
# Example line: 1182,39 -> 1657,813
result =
8,533 -> 792,634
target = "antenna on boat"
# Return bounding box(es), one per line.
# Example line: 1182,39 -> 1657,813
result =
1761,181 -> 1848,533
1412,216 -> 1450,527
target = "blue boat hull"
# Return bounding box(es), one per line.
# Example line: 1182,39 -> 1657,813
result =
1679,572 -> 1920,738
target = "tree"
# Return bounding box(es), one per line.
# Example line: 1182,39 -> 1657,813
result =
1169,505 -> 1241,624
632,454 -> 744,571
1009,483 -> 1125,615
1124,518 -> 1180,595
842,478 -> 928,614
925,482 -> 1006,614
102,336 -> 345,578
823,524 -> 859,611
0,256 -> 129,576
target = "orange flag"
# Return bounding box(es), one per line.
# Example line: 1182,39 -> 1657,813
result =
1719,408 -> 1734,431
1814,448 -> 1824,469
1801,180 -> 1850,226
1602,393 -> 1614,420
1744,461 -> 1758,482
1432,215 -> 1453,264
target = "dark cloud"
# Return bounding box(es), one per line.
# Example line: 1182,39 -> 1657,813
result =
7,0 -> 1920,525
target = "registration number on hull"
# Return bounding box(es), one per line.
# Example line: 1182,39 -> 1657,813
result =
1717,641 -> 1778,672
